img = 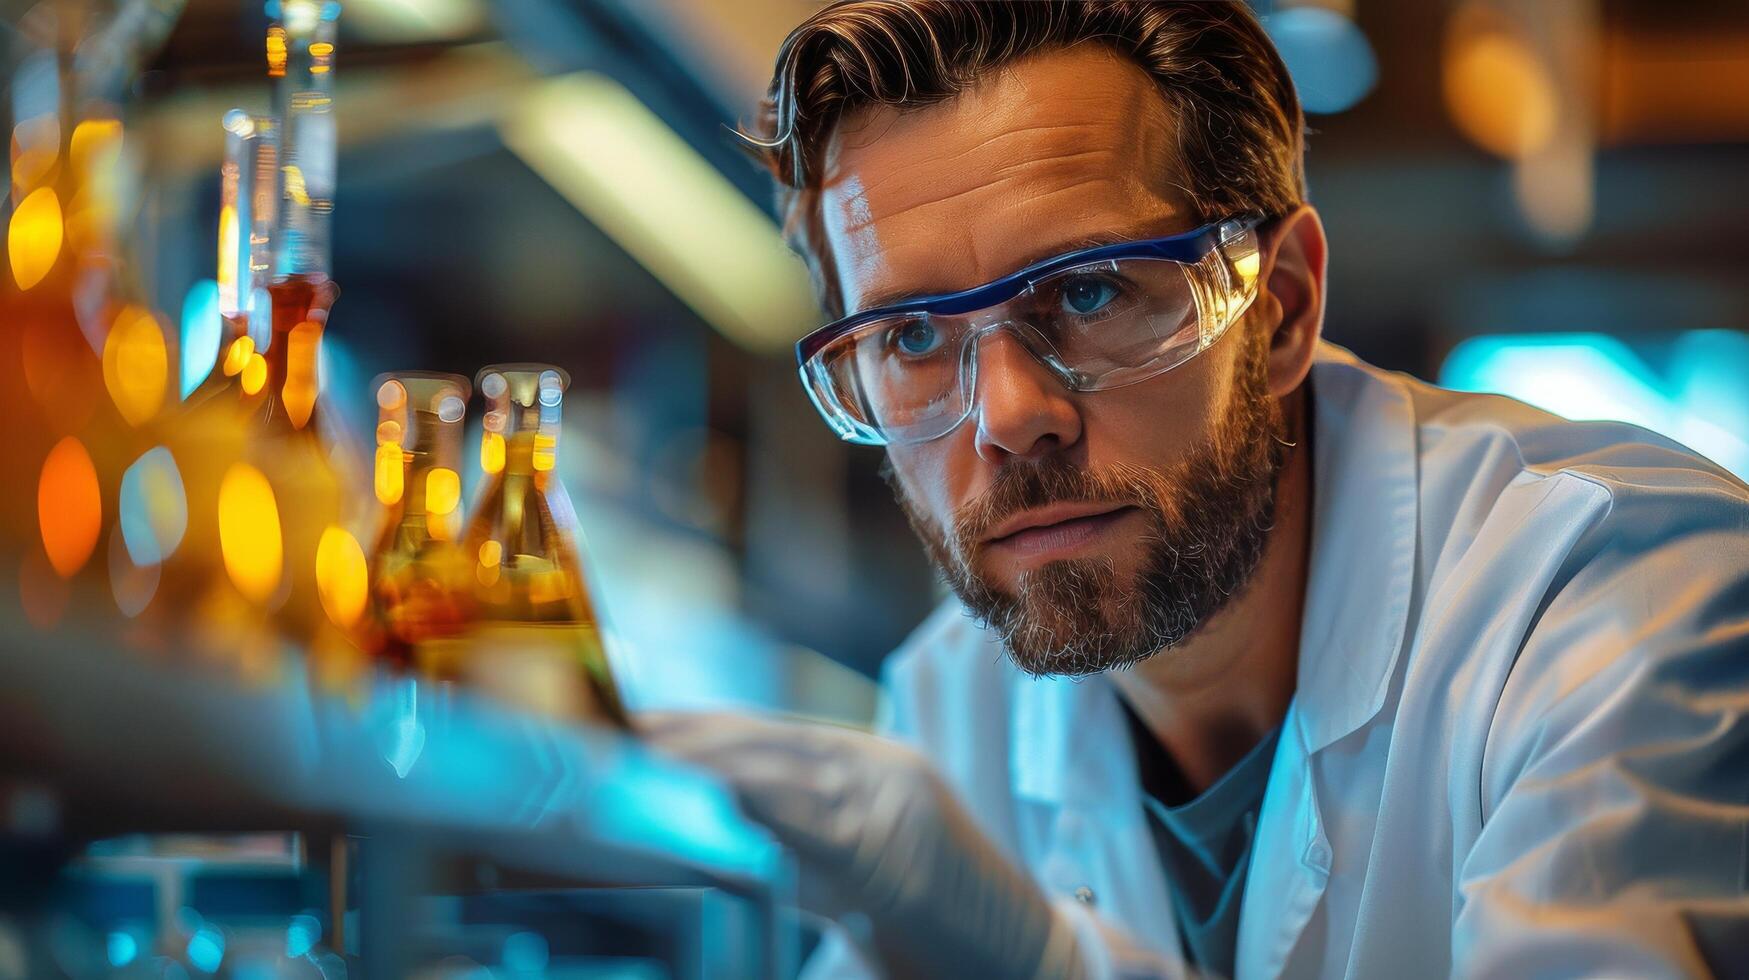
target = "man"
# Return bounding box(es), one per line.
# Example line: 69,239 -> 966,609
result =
645,2 -> 1749,977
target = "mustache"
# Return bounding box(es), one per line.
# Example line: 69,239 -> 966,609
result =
952,457 -> 1155,555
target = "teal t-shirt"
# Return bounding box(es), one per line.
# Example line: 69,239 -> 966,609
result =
1121,701 -> 1281,980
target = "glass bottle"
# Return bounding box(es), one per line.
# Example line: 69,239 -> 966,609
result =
367,372 -> 475,663
442,365 -> 630,726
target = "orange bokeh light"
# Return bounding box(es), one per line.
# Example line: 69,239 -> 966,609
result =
241,352 -> 268,394
223,336 -> 255,377
480,431 -> 506,474
101,305 -> 169,426
218,463 -> 283,604
38,436 -> 103,579
314,525 -> 368,628
69,119 -> 123,175
375,441 -> 405,505
9,186 -> 64,290
1443,6 -> 1558,160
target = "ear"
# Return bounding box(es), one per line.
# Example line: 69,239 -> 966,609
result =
1254,205 -> 1327,399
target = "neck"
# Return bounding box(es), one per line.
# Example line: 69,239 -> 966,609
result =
1111,384 -> 1314,795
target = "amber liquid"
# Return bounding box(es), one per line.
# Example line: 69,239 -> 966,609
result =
370,384 -> 476,664
258,275 -> 336,433
448,416 -> 631,728
372,540 -> 473,662
244,274 -> 348,657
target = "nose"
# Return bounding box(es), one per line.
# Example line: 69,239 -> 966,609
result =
971,328 -> 1083,463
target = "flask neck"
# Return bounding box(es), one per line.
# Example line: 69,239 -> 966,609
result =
481,368 -> 565,478
374,375 -> 469,548
258,274 -> 336,433
269,10 -> 337,281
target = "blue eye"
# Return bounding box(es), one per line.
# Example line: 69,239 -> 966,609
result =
1059,276 -> 1120,317
892,318 -> 944,356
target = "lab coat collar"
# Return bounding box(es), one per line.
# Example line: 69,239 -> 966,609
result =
1292,343 -> 1418,753
1008,342 -> 1419,804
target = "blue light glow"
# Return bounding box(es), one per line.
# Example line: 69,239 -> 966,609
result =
249,286 -> 272,352
181,279 -> 222,399
502,931 -> 548,974
318,331 -> 372,437
187,925 -> 225,973
1440,331 -> 1749,479
1264,7 -> 1378,114
119,446 -> 188,566
107,931 -> 138,967
286,914 -> 320,958
377,680 -> 427,778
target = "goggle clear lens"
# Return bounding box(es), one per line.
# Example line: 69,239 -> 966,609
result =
804,224 -> 1261,446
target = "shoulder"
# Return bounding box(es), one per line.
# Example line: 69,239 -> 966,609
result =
1309,352 -> 1749,831
1318,348 -> 1749,583
1331,360 -> 1749,802
1408,367 -> 1746,584
1405,368 -> 1744,501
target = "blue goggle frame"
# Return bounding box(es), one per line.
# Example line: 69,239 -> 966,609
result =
795,218 -> 1258,366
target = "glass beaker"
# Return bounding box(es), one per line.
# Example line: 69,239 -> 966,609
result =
367,372 -> 474,662
437,364 -> 630,727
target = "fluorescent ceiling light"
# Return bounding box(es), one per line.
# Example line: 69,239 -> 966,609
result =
344,0 -> 486,42
500,72 -> 816,354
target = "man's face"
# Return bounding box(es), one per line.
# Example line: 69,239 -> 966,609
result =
819,46 -> 1288,676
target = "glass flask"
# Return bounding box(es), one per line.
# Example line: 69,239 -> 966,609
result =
438,365 -> 630,727
180,4 -> 365,685
252,2 -> 365,663
147,8 -> 359,683
1,0 -> 183,622
367,372 -> 475,662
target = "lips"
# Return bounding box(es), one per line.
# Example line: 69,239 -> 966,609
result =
977,501 -> 1139,566
983,501 -> 1133,545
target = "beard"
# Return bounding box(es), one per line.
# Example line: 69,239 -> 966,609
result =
889,329 -> 1290,677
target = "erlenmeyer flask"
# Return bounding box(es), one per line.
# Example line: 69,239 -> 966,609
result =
443,365 -> 630,727
210,2 -> 368,680
367,372 -> 474,663
2,0 -> 183,629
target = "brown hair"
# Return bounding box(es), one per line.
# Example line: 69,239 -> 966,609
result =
743,0 -> 1307,318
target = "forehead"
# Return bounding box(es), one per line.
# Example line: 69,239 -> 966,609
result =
818,45 -> 1191,314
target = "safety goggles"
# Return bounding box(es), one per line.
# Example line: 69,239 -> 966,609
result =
796,217 -> 1265,446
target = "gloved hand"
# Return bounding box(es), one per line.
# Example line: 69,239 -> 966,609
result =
640,711 -> 1087,979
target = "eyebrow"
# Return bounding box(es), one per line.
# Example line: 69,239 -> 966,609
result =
852,228 -> 1158,312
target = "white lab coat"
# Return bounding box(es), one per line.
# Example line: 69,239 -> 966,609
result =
808,343 -> 1749,979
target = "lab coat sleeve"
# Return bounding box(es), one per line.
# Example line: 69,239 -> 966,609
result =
795,655 -> 924,980
805,645 -> 1196,980
1453,501 -> 1749,978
